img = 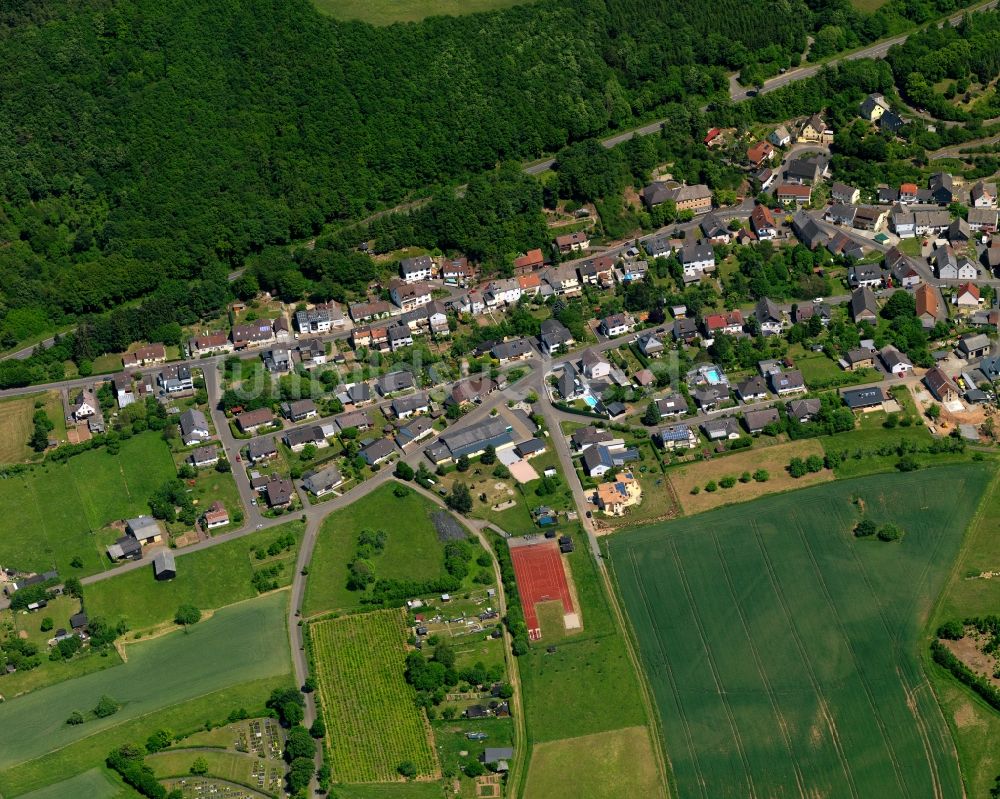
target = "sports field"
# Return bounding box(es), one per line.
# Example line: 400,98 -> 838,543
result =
524,726 -> 664,799
85,520 -> 304,630
0,432 -> 176,576
311,609 -> 438,783
610,464 -> 991,798
312,0 -> 531,25
0,591 -> 290,772
509,539 -> 575,639
304,482 -> 465,615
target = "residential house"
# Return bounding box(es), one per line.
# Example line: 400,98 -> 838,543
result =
620,260 -> 648,282
442,257 -> 475,285
691,384 -> 730,411
924,367 -> 960,402
770,369 -> 806,395
231,321 -> 277,349
968,207 -> 998,232
336,410 -> 373,432
886,250 -> 923,288
344,382 -> 372,405
112,373 -> 134,409
492,339 -> 534,364
826,203 -> 857,227
644,235 -> 673,259
673,318 -> 699,345
679,240 -> 716,283
792,211 -> 827,248
666,183 -> 713,214
389,280 -> 433,312
638,332 -> 666,356
793,302 -> 831,325
449,377 -> 499,407
599,312 -> 635,337
281,399 -> 318,422
377,370 -> 415,395
302,466 -> 344,497
859,93 -> 890,122
929,173 -> 955,205
700,213 -> 731,243
235,408 -> 275,434
956,282 -> 982,310
879,111 -> 905,135
349,300 -> 393,323
264,476 -> 295,509
483,278 -> 522,307
849,287 -> 878,324
580,348 -> 611,379
396,417 -> 436,449
788,397 -> 822,422
891,207 -> 916,238
702,310 -> 744,337
539,319 -> 574,355
959,332 -> 990,359
517,273 -> 543,297
283,425 -> 328,453
842,386 -> 886,411
736,375 -> 769,402
595,472 -> 644,516
361,438 -> 397,466
122,343 -> 167,369
935,246 -> 975,280
832,182 -> 860,204
190,332 -> 233,356
513,249 -> 545,275
654,425 -> 697,450
569,426 -> 613,452
557,362 -> 583,400
387,324 -> 414,352
554,231 -> 590,253
577,256 -> 615,287
202,501 -> 230,529
263,347 -> 292,373
744,407 -> 780,434
351,324 -> 389,352
157,364 -> 194,395
972,180 -> 998,209
880,346 -> 913,377
798,114 -> 833,144
915,283 -> 944,329
188,444 -> 220,469
391,392 -> 430,420
750,204 -> 777,240
844,347 -> 876,371
642,181 -> 673,209
702,416 -> 741,441
755,297 -> 786,336
785,158 -> 823,185
179,408 -> 210,446
656,393 -> 689,418
126,516 -> 163,545
878,187 -> 901,204
399,255 -> 434,283
768,126 -> 791,147
913,208 -> 952,236
581,439 -> 640,477
424,416 -> 513,464
294,308 -> 333,335
848,264 -> 884,289
747,140 -> 775,167
854,206 -> 887,231
246,436 -> 278,463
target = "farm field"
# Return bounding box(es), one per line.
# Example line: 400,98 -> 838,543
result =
0,432 -> 176,576
334,784 -> 444,799
311,609 -> 437,783
927,468 -> 1000,797
304,482 -> 467,615
666,438 -> 831,514
0,591 -> 290,774
14,767 -> 125,799
523,726 -> 664,799
610,464 -> 991,799
85,520 -> 304,630
0,392 -> 63,463
311,0 -> 532,24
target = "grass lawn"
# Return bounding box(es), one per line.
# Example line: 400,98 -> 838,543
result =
14,767 -> 127,799
148,749 -> 284,791
304,482 -> 467,615
524,726 -> 664,799
666,439 -> 831,514
897,237 -> 923,256
171,451 -> 244,533
850,0 -> 889,11
0,432 -> 176,577
311,609 -> 438,783
519,527 -> 648,744
85,521 -> 304,631
925,468 -> 1000,797
609,464 -> 992,799
0,392 -> 63,463
433,717 -> 514,795
0,591 -> 291,776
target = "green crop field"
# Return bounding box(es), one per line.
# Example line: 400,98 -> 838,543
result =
311,0 -> 532,25
0,432 -> 176,576
0,592 -> 290,775
85,520 -> 304,630
304,482 -> 464,615
311,609 -> 437,783
13,767 -> 126,799
610,464 -> 991,799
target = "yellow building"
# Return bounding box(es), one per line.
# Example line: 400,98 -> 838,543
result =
596,472 -> 642,516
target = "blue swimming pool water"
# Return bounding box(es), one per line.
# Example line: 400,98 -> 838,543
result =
705,369 -> 721,384
584,395 -> 598,408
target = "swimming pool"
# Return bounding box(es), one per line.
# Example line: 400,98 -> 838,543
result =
583,395 -> 598,408
705,369 -> 722,384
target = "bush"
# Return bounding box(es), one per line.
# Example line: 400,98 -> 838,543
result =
739,472 -> 751,483
40,617 -> 53,632
463,759 -> 486,778
94,695 -> 120,718
787,457 -> 807,478
805,455 -> 823,473
896,454 -> 919,472
397,761 -> 417,779
937,620 -> 964,640
853,518 -> 877,537
877,523 -> 902,542
690,485 -> 701,495
704,481 -> 717,492
752,469 -> 769,482
174,605 -> 202,626
66,710 -> 85,725
719,475 -> 736,489
394,462 -> 414,481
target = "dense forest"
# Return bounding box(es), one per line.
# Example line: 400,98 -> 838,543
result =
0,0 -> 983,358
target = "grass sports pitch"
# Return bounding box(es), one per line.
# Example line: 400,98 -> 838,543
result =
610,464 -> 991,799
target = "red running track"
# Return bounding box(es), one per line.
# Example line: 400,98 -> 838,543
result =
509,540 -> 574,640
